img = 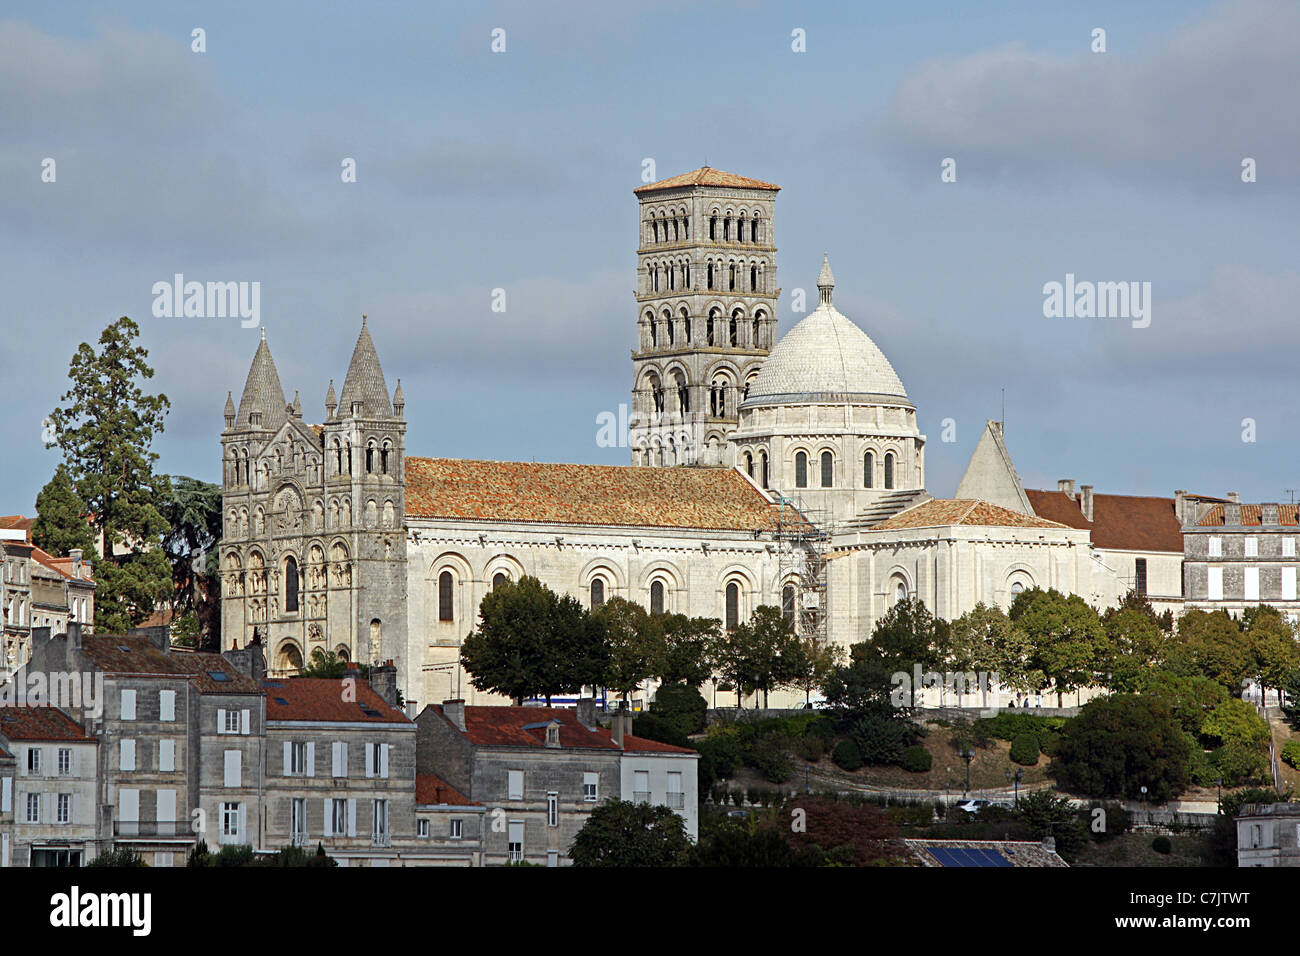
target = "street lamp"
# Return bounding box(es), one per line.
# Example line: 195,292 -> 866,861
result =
960,748 -> 975,797
1217,777 -> 1223,812
1140,785 -> 1148,804
1005,767 -> 1024,807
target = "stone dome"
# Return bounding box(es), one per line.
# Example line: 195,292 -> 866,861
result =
741,256 -> 908,408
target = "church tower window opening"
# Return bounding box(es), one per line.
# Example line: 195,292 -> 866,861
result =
884,452 -> 895,490
438,570 -> 454,622
795,451 -> 808,489
820,451 -> 833,488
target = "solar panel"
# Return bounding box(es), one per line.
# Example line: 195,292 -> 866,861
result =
930,846 -> 1013,868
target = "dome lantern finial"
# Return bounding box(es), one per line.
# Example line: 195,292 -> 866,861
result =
817,254 -> 835,306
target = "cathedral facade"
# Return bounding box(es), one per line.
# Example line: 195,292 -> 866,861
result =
220,166 -> 1185,709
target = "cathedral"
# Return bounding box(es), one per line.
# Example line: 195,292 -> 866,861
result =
220,166 -> 1181,709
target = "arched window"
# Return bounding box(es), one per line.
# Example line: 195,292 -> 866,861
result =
728,263 -> 736,291
336,645 -> 350,663
682,217 -> 689,240
820,451 -> 833,488
344,441 -> 352,474
278,643 -> 303,673
745,452 -> 754,477
381,441 -> 391,474
729,314 -> 739,347
884,452 -> 895,490
333,440 -> 342,476
650,317 -> 658,347
751,219 -> 759,242
725,582 -> 740,631
370,619 -> 381,658
365,441 -> 376,473
723,218 -> 730,241
864,452 -> 874,488
284,557 -> 299,613
681,307 -> 691,342
674,372 -> 689,414
709,216 -> 716,239
895,580 -> 907,604
708,308 -> 718,344
782,585 -> 796,626
650,580 -> 665,615
759,451 -> 769,489
438,570 -> 454,622
492,572 -> 508,591
752,317 -> 760,346
795,451 -> 808,488
707,262 -> 714,290
1010,581 -> 1024,597
750,265 -> 757,290
736,216 -> 745,242
665,310 -> 674,345
590,578 -> 605,608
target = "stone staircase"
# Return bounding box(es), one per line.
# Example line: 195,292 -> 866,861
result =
843,490 -> 931,529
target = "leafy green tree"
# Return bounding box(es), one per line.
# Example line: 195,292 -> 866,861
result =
1241,604 -> 1300,703
1102,608 -> 1170,692
86,847 -> 148,867
300,647 -> 371,679
1200,697 -> 1270,748
1016,588 -> 1105,706
1053,694 -> 1190,801
461,576 -> 607,704
46,317 -> 172,632
948,603 -> 1041,698
1135,670 -> 1229,735
651,682 -> 708,736
867,597 -> 947,674
157,475 -> 224,649
1177,609 -> 1253,691
783,635 -> 841,705
593,597 -> 659,702
689,824 -> 799,867
712,605 -> 802,707
31,463 -> 98,559
569,800 -> 691,866
655,613 -> 721,687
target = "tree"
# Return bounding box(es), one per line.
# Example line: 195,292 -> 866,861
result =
1199,697 -> 1270,749
651,682 -> 708,736
1177,609 -> 1253,691
712,605 -> 802,707
866,597 -> 947,675
1135,670 -> 1229,735
1241,604 -> 1300,703
772,796 -> 905,866
655,613 -> 721,687
1102,608 -> 1171,692
569,800 -> 691,866
31,463 -> 98,559
783,635 -> 841,705
1016,588 -> 1105,705
157,476 -> 224,649
593,597 -> 659,702
299,648 -> 371,679
1053,694 -> 1191,801
460,576 -> 607,704
948,604 -> 1041,699
46,317 -> 172,632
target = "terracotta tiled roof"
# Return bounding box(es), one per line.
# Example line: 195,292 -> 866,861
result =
79,636 -> 262,695
634,166 -> 779,194
872,499 -> 1071,531
1196,503 -> 1300,528
0,516 -> 35,534
1025,490 -> 1184,552
619,734 -> 697,755
29,545 -> 94,583
433,705 -> 621,751
0,706 -> 95,742
416,773 -> 478,806
406,457 -> 802,532
263,678 -> 409,724
0,744 -> 11,759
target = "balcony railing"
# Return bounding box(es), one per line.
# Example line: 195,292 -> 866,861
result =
291,831 -> 309,847
114,821 -> 180,838
667,793 -> 685,810
633,791 -> 651,804
372,832 -> 391,848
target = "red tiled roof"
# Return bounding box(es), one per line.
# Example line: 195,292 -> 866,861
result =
620,733 -> 697,755
406,457 -> 802,532
263,678 -> 409,724
434,705 -> 620,750
79,636 -> 262,694
416,773 -> 477,806
1025,490 -> 1184,552
634,167 -> 779,194
1196,503 -> 1300,528
0,706 -> 95,742
872,499 -> 1071,532
0,516 -> 34,534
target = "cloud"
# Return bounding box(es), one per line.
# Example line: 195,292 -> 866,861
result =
877,0 -> 1300,189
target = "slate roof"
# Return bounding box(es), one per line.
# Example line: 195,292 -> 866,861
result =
1025,489 -> 1185,552
235,333 -> 288,430
0,705 -> 96,742
405,457 -> 803,532
337,319 -> 393,419
1196,503 -> 1300,528
634,166 -> 779,194
79,636 -> 262,695
871,498 -> 1071,531
416,773 -> 478,806
262,678 -> 410,724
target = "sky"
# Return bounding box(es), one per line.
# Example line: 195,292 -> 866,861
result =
2,0 -> 1298,512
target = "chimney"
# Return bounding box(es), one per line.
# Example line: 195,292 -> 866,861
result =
1058,479 -> 1075,500
404,699 -> 419,720
65,621 -> 83,651
1042,834 -> 1056,854
129,624 -> 170,652
1227,491 -> 1240,503
611,704 -> 631,748
1262,503 -> 1280,526
369,660 -> 399,710
576,697 -> 598,730
1174,490 -> 1188,526
1079,485 -> 1094,522
1225,502 -> 1242,526
70,548 -> 83,574
223,643 -> 266,683
443,699 -> 466,733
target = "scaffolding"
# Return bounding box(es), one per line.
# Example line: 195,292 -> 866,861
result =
772,494 -> 834,645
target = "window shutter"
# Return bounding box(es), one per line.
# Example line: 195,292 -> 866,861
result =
160,690 -> 175,722
120,739 -> 136,772
305,742 -> 315,778
323,799 -> 333,836
379,744 -> 389,779
158,789 -> 176,824
1,776 -> 10,813
283,741 -> 292,777
217,709 -> 227,733
347,798 -> 357,836
333,742 -> 346,778
224,751 -> 241,788
241,710 -> 251,735
238,805 -> 246,842
365,744 -> 374,778
160,740 -> 175,773
121,690 -> 136,721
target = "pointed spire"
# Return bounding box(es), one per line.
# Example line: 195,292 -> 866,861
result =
393,379 -> 405,419
235,333 -> 287,431
325,379 -> 337,420
291,390 -> 302,418
338,317 -> 393,419
223,390 -> 236,429
817,254 -> 835,307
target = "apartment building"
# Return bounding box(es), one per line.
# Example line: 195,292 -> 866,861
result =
1183,500 -> 1300,620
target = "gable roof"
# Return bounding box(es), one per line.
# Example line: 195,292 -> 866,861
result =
0,706 -> 95,742
405,458 -> 803,532
432,705 -> 621,751
262,678 -> 409,724
1196,503 -> 1300,527
416,773 -> 478,806
1024,489 -> 1184,552
634,166 -> 779,195
871,498 -> 1071,532
79,636 -> 262,695
619,734 -> 697,755
954,420 -> 1033,514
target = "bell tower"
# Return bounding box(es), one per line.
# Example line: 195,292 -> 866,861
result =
628,166 -> 780,467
